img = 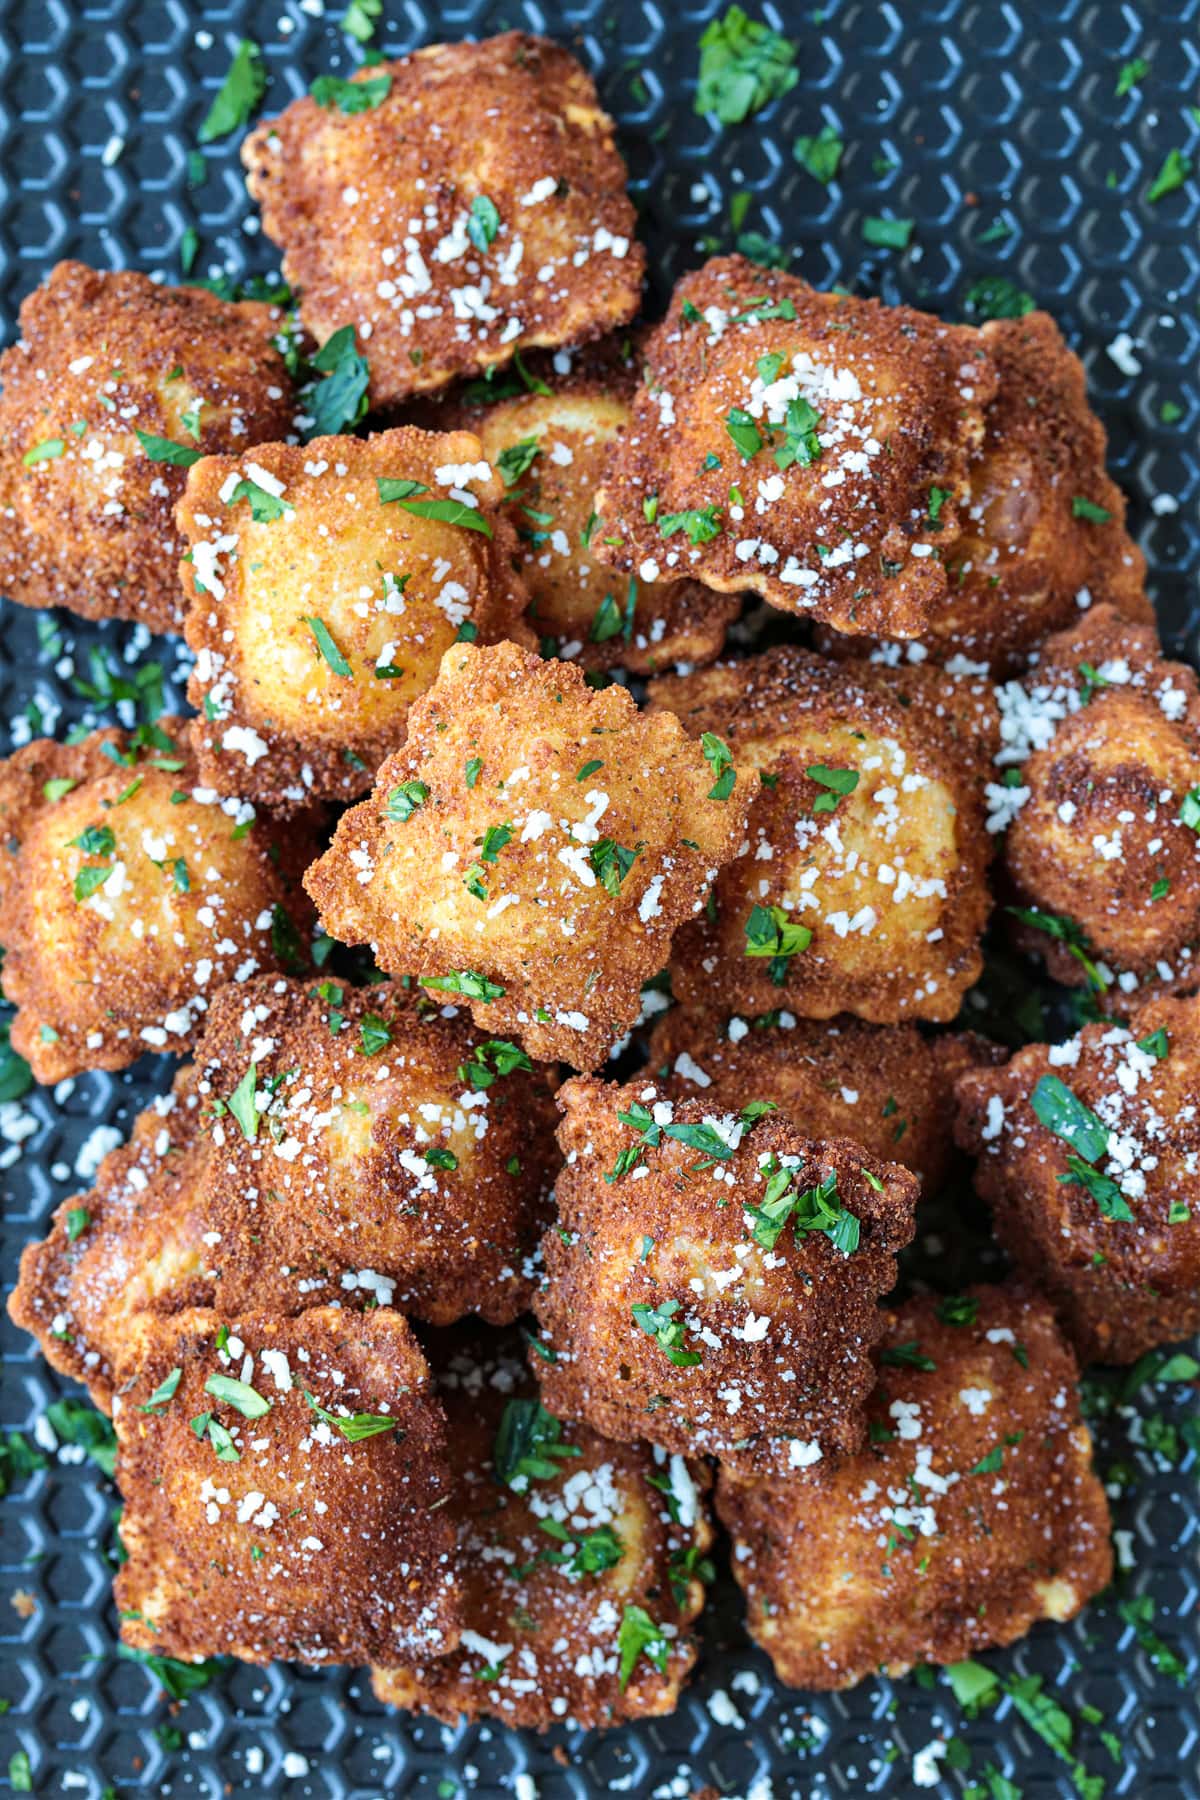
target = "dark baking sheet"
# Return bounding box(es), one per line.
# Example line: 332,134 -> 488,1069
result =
0,2 -> 1197,1795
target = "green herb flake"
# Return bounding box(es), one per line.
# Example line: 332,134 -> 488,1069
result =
468,194 -> 501,252
617,1602 -> 671,1688
862,214 -> 914,250
197,38 -> 266,145
204,1372 -> 271,1420
794,121 -> 844,184
385,780 -> 430,822
225,1064 -> 261,1142
1146,147 -> 1192,204
139,1367 -> 182,1413
1071,495 -> 1112,523
309,71 -> 392,113
303,614 -> 354,677
135,430 -> 202,467
23,437 -> 65,467
65,1207 -> 90,1243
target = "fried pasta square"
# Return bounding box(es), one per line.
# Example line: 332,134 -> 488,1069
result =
991,605 -> 1200,1004
649,646 -> 997,1024
531,1076 -> 918,1475
0,719 -> 318,1082
813,311 -> 1152,675
7,978 -> 560,1406
0,261 -> 295,633
647,1005 -> 997,1195
372,1329 -> 712,1728
242,33 -> 644,409
178,426 -> 532,809
112,1306 -> 460,1667
591,256 -> 996,637
717,1285 -> 1111,1688
304,641 -> 753,1068
955,995 -> 1200,1363
446,343 -> 740,672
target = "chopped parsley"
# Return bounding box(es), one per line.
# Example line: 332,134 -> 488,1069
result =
1030,1073 -> 1109,1163
862,215 -> 914,250
203,1373 -> 271,1419
65,1206 -> 90,1242
385,780 -> 429,822
492,1397 -> 579,1491
135,431 -> 202,467
228,477 -> 293,523
1146,147 -> 1191,204
701,731 -> 737,800
807,763 -> 858,813
961,275 -> 1035,320
139,1368 -> 182,1414
23,437 -> 65,467
775,397 -> 822,469
658,503 -> 723,545
422,970 -> 505,1001
309,72 -> 392,112
197,38 -> 266,145
457,1038 -> 530,1088
724,406 -> 763,460
694,7 -> 798,125
468,194 -> 501,251
302,1392 -> 402,1442
743,1161 -> 860,1256
341,0 -> 381,42
879,1342 -> 936,1371
377,477 -> 493,536
496,437 -> 541,488
301,325 -> 371,438
1007,906 -> 1109,992
358,1012 -> 391,1055
744,902 -> 811,983
225,1064 -> 261,1141
1071,495 -> 1112,524
794,122 -> 844,184
631,1297 -> 700,1367
1115,55 -> 1149,96
617,1602 -> 671,1688
590,836 -> 643,895
304,615 -> 354,677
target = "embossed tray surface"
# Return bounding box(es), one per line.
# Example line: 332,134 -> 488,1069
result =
0,2 -> 1197,1796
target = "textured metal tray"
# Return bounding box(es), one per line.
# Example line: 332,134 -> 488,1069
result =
0,2 -> 1198,1796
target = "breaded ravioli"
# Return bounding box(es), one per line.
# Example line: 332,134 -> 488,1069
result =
717,1285 -> 1111,1688
647,1006 -> 997,1194
955,995 -> 1200,1363
112,1306 -> 460,1667
7,979 -> 559,1405
0,261 -> 295,633
242,33 -> 644,409
453,349 -> 739,672
178,427 -> 532,809
813,311 -> 1152,675
590,256 -> 996,637
649,646 -> 996,1025
991,606 -> 1200,1005
0,720 -> 318,1083
371,1330 -> 712,1728
304,641 -> 753,1068
532,1076 -> 918,1475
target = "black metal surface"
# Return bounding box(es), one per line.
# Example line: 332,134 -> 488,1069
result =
0,3 -> 1197,1796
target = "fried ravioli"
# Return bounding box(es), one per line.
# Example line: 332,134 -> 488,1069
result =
7,979 -> 559,1405
452,353 -> 740,672
177,427 -> 531,809
372,1330 -> 711,1728
531,1075 -> 918,1475
717,1285 -> 1111,1688
242,33 -> 644,409
112,1306 -> 460,1667
647,1005 -> 997,1194
591,256 -> 996,637
0,261 -> 295,633
649,646 -> 996,1025
991,606 -> 1200,1003
955,995 -> 1200,1363
0,719 -> 318,1082
304,641 -> 752,1068
813,311 -> 1152,674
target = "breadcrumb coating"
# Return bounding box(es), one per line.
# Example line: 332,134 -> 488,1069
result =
0,261 -> 294,633
178,426 -> 532,809
372,1328 -> 712,1728
532,1075 -> 917,1475
243,34 -> 643,408
304,640 -> 753,1068
113,1306 -> 460,1667
955,994 -> 1200,1363
591,256 -> 996,636
718,1285 -> 1111,1688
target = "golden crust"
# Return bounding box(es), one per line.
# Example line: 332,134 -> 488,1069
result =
371,1328 -> 712,1729
954,994 -> 1200,1363
0,261 -> 295,633
591,256 -> 996,636
112,1305 -> 460,1667
178,427 -> 534,810
242,34 -> 644,409
646,1005 -> 999,1194
446,365 -> 740,673
531,1075 -> 918,1475
303,640 -> 753,1069
998,606 -> 1200,1002
0,719 -> 320,1083
813,311 -> 1152,674
6,978 -> 560,1407
649,646 -> 997,1024
717,1285 -> 1112,1689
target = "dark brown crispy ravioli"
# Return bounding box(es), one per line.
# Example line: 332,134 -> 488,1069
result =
955,994 -> 1200,1363
649,646 -> 997,1025
372,1328 -> 712,1728
7,1067 -> 209,1412
813,311 -> 1152,674
304,640 -> 753,1070
0,261 -> 295,633
243,34 -> 644,409
996,605 -> 1200,1005
444,347 -> 740,673
6,979 -> 560,1405
531,1075 -> 917,1475
178,427 -> 532,810
647,1005 -> 998,1195
717,1285 -> 1112,1689
591,255 -> 996,637
0,719 -> 319,1083
113,1306 -> 460,1667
